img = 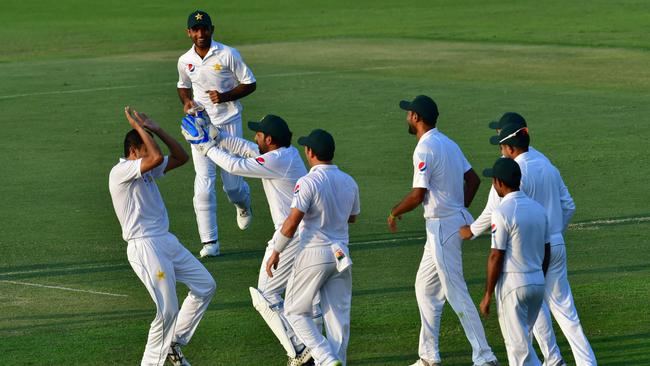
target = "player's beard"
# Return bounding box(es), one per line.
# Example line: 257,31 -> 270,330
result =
408,124 -> 416,135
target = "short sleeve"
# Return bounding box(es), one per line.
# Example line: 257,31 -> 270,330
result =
150,156 -> 169,179
229,48 -> 256,85
111,159 -> 142,185
412,149 -> 429,189
490,210 -> 508,251
291,177 -> 313,214
351,182 -> 361,215
462,154 -> 472,173
177,59 -> 192,89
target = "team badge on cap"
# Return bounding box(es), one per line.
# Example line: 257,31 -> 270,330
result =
188,64 -> 195,72
255,157 -> 265,165
418,161 -> 427,172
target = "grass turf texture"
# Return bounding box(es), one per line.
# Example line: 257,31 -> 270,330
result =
1,0 -> 649,364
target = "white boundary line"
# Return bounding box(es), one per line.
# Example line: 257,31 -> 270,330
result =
0,280 -> 128,298
0,66 -> 400,100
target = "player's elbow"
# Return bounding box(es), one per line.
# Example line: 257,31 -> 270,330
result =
151,153 -> 164,167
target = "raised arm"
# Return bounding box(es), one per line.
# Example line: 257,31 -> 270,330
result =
124,107 -> 163,174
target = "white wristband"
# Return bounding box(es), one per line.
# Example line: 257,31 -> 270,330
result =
272,230 -> 293,253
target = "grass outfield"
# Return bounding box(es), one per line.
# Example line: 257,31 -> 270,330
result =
1,1 -> 649,365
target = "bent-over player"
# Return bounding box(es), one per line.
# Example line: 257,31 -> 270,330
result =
479,157 -> 551,366
266,129 -> 360,366
109,108 -> 216,366
387,95 -> 498,366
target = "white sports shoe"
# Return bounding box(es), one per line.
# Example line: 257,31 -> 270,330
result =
167,343 -> 191,366
236,204 -> 252,230
409,359 -> 441,366
200,242 -> 220,257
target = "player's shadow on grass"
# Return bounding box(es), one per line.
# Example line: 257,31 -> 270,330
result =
587,331 -> 650,365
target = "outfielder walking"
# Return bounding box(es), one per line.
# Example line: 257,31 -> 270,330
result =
388,95 -> 498,366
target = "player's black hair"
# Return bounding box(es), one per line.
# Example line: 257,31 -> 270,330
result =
265,131 -> 292,148
308,146 -> 334,162
415,111 -> 437,127
495,177 -> 520,190
123,129 -> 152,157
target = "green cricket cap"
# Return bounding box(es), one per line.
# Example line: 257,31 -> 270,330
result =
488,112 -> 527,130
297,129 -> 335,160
483,158 -> 522,189
399,95 -> 439,123
248,115 -> 292,142
187,10 -> 212,29
489,122 -> 530,147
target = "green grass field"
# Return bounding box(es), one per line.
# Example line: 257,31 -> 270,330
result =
1,1 -> 649,364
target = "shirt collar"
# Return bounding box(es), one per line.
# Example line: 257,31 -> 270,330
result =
309,164 -> 338,173
420,128 -> 439,139
514,151 -> 530,162
502,190 -> 525,203
192,40 -> 220,58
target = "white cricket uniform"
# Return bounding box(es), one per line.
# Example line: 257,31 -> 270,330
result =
177,40 -> 256,243
491,191 -> 549,366
472,150 -> 596,365
206,136 -> 311,350
412,128 -> 497,365
284,164 -> 360,366
109,157 -> 216,366
471,147 -> 563,366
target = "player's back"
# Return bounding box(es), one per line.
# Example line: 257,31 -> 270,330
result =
295,164 -> 360,247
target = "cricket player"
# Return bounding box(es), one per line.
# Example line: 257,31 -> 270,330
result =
469,121 -> 597,365
177,10 -> 257,257
460,112 -> 566,366
109,107 -> 216,366
479,157 -> 551,366
388,95 -> 499,366
266,129 -> 360,366
179,114 -> 315,365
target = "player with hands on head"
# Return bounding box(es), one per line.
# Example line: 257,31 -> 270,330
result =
387,95 -> 498,366
177,10 -> 257,257
109,107 -> 216,366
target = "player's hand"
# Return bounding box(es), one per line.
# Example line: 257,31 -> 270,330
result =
265,250 -> 280,278
480,295 -> 491,317
387,213 -> 401,233
134,111 -> 161,133
459,225 -> 473,240
124,106 -> 144,129
183,100 -> 196,114
206,90 -> 227,104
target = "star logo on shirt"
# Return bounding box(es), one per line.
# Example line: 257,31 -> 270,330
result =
195,13 -> 203,21
156,270 -> 166,280
213,64 -> 222,71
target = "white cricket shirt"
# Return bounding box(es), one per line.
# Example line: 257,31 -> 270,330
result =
470,146 -> 575,245
109,157 -> 169,242
291,164 -> 360,247
177,40 -> 256,125
412,128 -> 472,219
491,191 -> 548,293
207,137 -> 307,229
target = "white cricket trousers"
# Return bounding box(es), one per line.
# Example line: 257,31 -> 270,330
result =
416,216 -> 497,365
257,238 -> 319,350
496,281 -> 545,366
534,244 -> 596,365
127,233 -> 217,366
191,117 -> 251,243
285,245 -> 351,366
531,301 -> 564,366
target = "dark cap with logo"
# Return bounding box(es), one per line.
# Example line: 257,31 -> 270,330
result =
488,112 -> 527,130
298,129 -> 335,161
399,95 -> 439,124
248,115 -> 292,142
187,10 -> 212,28
489,122 -> 530,147
483,158 -> 521,189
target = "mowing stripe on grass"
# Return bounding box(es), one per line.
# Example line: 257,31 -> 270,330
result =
0,66 -> 400,100
0,280 -> 128,298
